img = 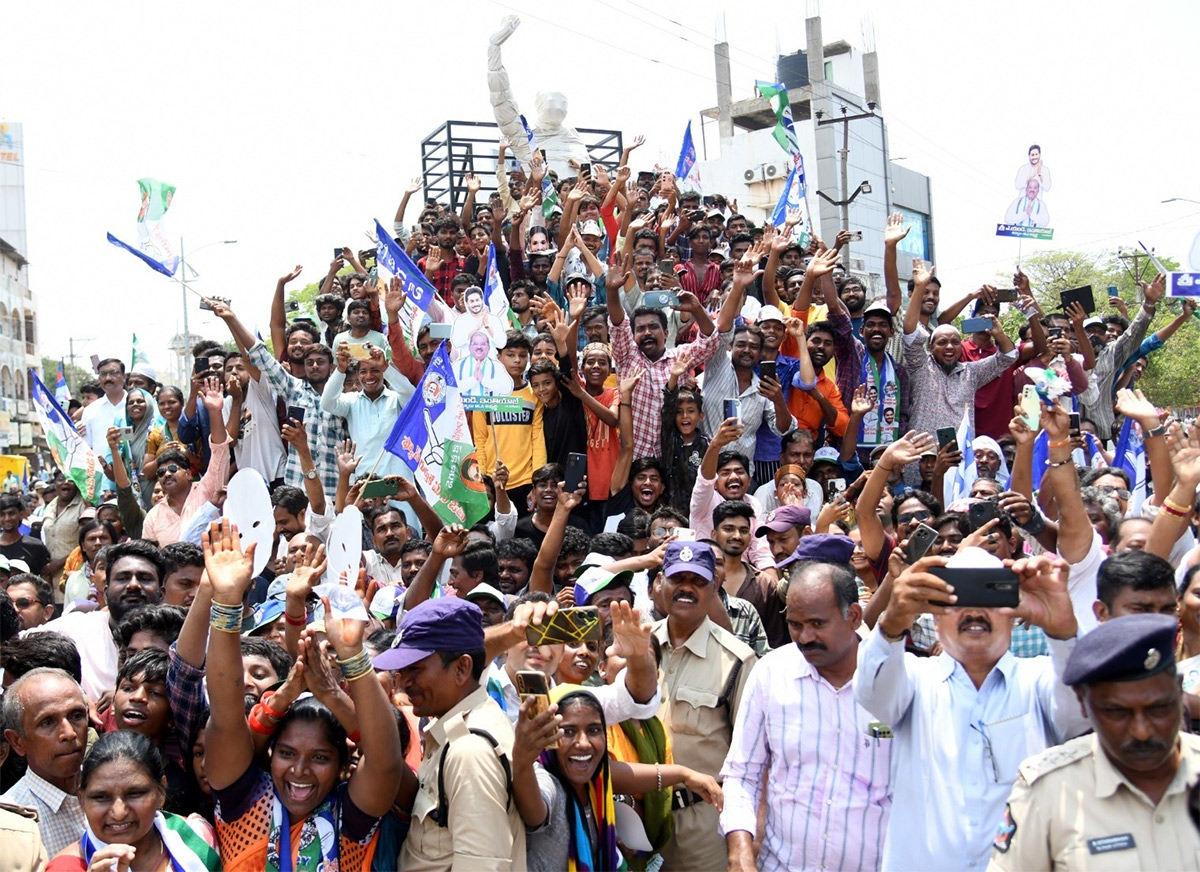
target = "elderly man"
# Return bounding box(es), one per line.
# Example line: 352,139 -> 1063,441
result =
855,548 -> 1087,871
654,540 -> 757,870
0,668 -> 88,856
722,535 -> 892,872
989,614 -> 1200,869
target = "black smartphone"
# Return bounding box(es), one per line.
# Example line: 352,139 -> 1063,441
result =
193,358 -> 211,375
995,288 -> 1019,303
936,427 -> 958,450
360,478 -> 401,499
334,247 -> 344,259
1060,285 -> 1096,315
286,405 -> 306,424
1047,326 -> 1064,339
961,317 -> 993,334
564,452 -> 587,493
906,523 -> 940,564
702,195 -> 716,208
658,259 -> 677,275
724,398 -> 740,422
929,567 -> 1020,609
825,478 -> 847,503
760,360 -> 777,382
968,500 -> 1000,532
1069,412 -> 1081,435
579,162 -> 591,179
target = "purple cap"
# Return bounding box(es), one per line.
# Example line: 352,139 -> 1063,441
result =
662,541 -> 716,583
776,533 -> 856,569
755,505 -> 812,537
372,598 -> 484,672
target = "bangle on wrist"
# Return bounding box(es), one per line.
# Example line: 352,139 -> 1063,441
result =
260,690 -> 289,720
1047,458 -> 1072,469
1163,497 -> 1192,518
656,762 -> 662,792
1047,439 -> 1071,449
248,707 -> 277,736
284,610 -> 307,627
209,601 -> 244,634
337,649 -> 374,682
879,622 -> 909,642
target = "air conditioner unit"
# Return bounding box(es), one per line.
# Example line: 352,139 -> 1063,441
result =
851,258 -> 866,272
764,162 -> 787,179
743,166 -> 765,183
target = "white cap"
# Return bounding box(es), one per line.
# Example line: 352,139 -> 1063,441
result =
757,305 -> 786,324
464,583 -> 508,608
811,447 -> 841,467
579,220 -> 604,237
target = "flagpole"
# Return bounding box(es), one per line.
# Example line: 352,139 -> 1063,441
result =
364,445 -> 388,480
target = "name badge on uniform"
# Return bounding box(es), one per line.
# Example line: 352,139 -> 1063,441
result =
1087,834 -> 1136,855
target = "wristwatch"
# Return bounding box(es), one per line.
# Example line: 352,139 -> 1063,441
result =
303,468 -> 318,480
1146,423 -> 1168,439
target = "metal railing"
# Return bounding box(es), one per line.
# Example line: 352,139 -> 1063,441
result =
420,120 -> 624,213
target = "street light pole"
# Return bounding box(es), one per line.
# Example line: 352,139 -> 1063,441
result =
175,238 -> 236,376
815,104 -> 877,269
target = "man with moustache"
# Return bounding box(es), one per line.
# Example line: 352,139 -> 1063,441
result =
988,614 -> 1200,870
856,300 -> 909,462
722,535 -> 892,871
855,547 -> 1087,871
653,541 -> 757,871
0,668 -> 89,855
28,540 -> 166,701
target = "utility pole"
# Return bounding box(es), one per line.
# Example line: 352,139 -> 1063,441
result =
815,104 -> 876,270
1116,248 -> 1156,298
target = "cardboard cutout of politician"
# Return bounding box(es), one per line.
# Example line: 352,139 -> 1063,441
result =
998,144 -> 1054,240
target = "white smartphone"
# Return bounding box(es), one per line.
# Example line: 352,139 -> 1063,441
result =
1019,384 -> 1041,430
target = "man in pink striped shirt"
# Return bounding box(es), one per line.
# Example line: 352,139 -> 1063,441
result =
721,535 -> 892,871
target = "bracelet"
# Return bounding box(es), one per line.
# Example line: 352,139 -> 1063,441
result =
1162,503 -> 1188,519
1018,511 -> 1046,536
260,690 -> 289,720
1164,497 -> 1192,516
284,610 -> 307,627
210,601 -> 244,634
1047,439 -> 1071,449
248,706 -> 277,736
1047,458 -> 1072,469
656,762 -> 662,792
619,402 -> 632,408
337,649 -> 374,683
880,623 -> 909,642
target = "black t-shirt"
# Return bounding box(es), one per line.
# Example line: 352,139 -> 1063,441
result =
0,536 -> 51,575
514,515 -> 549,550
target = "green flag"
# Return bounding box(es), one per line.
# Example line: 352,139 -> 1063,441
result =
756,80 -> 800,157
131,333 -> 151,371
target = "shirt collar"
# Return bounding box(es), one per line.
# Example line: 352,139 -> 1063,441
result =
653,616 -> 713,658
936,649 -> 1018,684
425,685 -> 492,748
22,769 -> 73,812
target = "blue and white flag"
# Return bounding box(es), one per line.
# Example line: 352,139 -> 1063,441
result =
106,233 -> 177,277
674,121 -> 701,192
520,115 -> 558,217
375,219 -> 438,313
30,370 -> 105,504
943,408 -> 977,506
1113,415 -> 1147,513
483,243 -> 509,319
770,157 -> 813,245
383,344 -> 489,527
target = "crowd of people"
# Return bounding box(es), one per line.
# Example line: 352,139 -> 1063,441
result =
2,137 -> 1200,872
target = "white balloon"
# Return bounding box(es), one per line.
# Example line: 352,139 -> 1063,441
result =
223,469 -> 274,577
326,505 -> 364,585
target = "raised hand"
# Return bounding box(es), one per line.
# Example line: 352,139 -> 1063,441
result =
609,601 -> 651,659
879,554 -> 953,636
287,541 -> 327,601
882,429 -> 936,469
201,520 -> 256,604
619,367 -> 644,400
607,251 -> 633,291
493,459 -> 510,491
732,252 -> 763,290
200,376 -> 225,415
1166,420 -> 1200,486
1003,554 -> 1077,640
1008,408 -> 1038,447
884,212 -> 910,246
336,439 -> 361,477
850,383 -> 875,417
1064,301 -> 1087,327
669,349 -> 694,381
556,480 -> 587,512
432,524 -> 470,559
405,176 -> 422,195
1115,387 -> 1161,428
321,596 -> 367,660
466,173 -> 481,193
1141,273 -> 1166,305
566,281 -> 591,321
280,265 -> 303,284
713,417 -> 745,447
385,276 -> 407,315
806,247 -> 841,278
911,258 -> 935,287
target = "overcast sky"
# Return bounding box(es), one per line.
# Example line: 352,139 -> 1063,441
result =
5,0 -> 1199,381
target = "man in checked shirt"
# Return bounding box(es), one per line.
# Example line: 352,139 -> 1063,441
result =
604,253 -> 721,458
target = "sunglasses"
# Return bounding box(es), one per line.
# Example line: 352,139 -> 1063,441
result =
12,598 -> 46,609
1096,486 -> 1131,500
897,510 -> 932,524
161,464 -> 185,475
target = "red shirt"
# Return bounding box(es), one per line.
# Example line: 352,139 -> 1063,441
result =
417,249 -> 463,305
678,260 -> 722,304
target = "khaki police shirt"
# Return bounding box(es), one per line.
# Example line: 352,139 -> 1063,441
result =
988,732 -> 1200,871
0,803 -> 48,872
653,616 -> 758,778
400,686 -> 526,872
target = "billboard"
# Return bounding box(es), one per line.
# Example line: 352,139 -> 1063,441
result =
0,121 -> 27,258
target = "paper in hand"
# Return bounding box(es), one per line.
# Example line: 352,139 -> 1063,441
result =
315,583 -> 370,622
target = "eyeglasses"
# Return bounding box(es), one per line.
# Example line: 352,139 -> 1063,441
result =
161,464 -> 184,475
970,720 -> 1001,782
1096,486 -> 1131,500
897,510 -> 932,524
12,598 -> 46,609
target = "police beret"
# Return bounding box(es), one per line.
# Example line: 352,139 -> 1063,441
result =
1062,613 -> 1178,687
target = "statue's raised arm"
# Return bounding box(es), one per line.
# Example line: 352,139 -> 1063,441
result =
488,16 -> 532,166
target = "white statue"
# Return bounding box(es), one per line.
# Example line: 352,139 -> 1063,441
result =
488,16 -> 590,179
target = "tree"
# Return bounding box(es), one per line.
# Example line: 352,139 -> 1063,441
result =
40,356 -> 92,394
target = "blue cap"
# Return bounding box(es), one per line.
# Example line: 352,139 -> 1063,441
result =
573,566 -> 635,606
1063,614 -> 1178,687
245,599 -> 285,636
776,533 -> 856,569
372,598 -> 485,671
662,541 -> 715,583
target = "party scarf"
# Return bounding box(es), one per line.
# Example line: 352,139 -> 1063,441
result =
539,749 -> 628,872
858,352 -> 900,446
267,789 -> 339,872
617,717 -> 672,871
82,811 -> 220,872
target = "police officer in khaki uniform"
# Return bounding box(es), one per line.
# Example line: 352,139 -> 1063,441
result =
653,541 -> 757,871
989,614 -> 1200,871
0,802 -> 47,872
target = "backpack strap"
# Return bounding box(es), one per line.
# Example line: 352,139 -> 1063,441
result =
432,727 -> 513,827
717,656 -> 744,718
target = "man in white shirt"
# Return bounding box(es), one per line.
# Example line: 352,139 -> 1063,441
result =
79,358 -> 128,486
0,668 -> 89,856
722,536 -> 892,872
855,549 -> 1087,871
223,351 -> 286,486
